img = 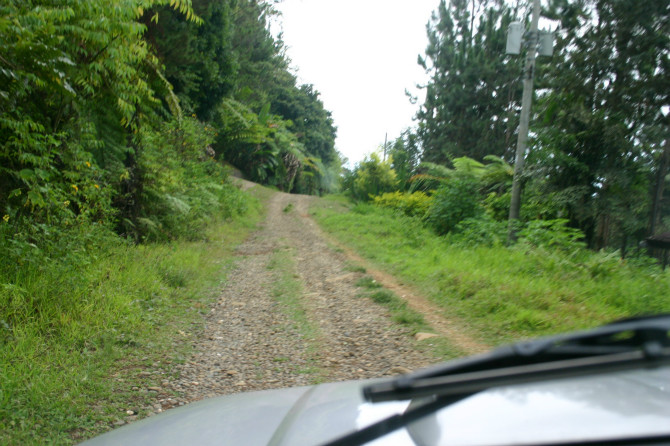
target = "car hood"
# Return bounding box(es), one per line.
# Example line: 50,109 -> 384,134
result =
81,367 -> 670,446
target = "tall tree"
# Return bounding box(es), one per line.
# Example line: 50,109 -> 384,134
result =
530,0 -> 669,249
142,0 -> 339,193
271,83 -> 338,164
230,0 -> 287,108
219,0 -> 338,191
389,130 -> 422,191
417,0 -> 522,165
142,0 -> 238,121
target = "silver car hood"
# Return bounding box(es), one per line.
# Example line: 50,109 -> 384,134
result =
81,367 -> 670,446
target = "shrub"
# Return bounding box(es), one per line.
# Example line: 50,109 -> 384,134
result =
372,191 -> 432,218
517,219 -> 586,252
448,215 -> 509,247
483,191 -> 510,221
349,153 -> 398,201
425,174 -> 483,235
127,117 -> 247,241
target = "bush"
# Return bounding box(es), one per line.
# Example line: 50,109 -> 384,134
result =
448,215 -> 509,247
349,153 -> 398,201
517,219 -> 586,252
425,174 -> 483,235
372,191 -> 432,218
125,117 -> 247,241
483,191 -> 510,221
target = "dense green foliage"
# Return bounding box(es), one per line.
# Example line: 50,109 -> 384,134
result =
0,188 -> 265,444
530,0 -> 669,250
425,174 -> 484,235
143,0 -> 340,193
343,150 -> 517,244
312,197 -> 670,346
1,0 -> 339,258
343,153 -> 398,201
1,0 -> 340,299
0,1 -> 337,442
402,0 -> 670,252
373,191 -> 432,218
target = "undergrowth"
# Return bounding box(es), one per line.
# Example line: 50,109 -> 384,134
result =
312,195 -> 670,346
0,184 -> 264,445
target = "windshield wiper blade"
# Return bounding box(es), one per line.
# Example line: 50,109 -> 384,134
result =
320,314 -> 670,446
365,345 -> 670,403
366,313 -> 670,402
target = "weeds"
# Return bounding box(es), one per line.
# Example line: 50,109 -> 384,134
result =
345,263 -> 367,273
355,282 -> 429,335
370,289 -> 395,304
313,195 -> 670,345
356,276 -> 381,289
0,190 -> 264,445
268,248 -> 326,383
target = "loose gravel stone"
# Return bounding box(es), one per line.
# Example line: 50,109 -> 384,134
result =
154,185 -> 436,413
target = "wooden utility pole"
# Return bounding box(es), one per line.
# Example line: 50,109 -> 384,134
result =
507,0 -> 541,243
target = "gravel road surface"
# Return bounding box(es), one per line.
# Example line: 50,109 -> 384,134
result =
150,184 -> 482,413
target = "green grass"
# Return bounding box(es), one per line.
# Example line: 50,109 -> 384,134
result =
353,276 -> 462,360
355,276 -> 425,326
356,276 -> 382,289
368,289 -> 427,327
355,274 -> 431,330
267,246 -> 326,383
0,189 -> 265,445
312,195 -> 670,346
345,263 -> 367,273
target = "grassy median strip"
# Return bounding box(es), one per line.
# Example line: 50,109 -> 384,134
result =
311,195 -> 670,347
267,245 -> 327,382
0,190 -> 265,445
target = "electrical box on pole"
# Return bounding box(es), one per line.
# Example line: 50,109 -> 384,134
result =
539,30 -> 554,56
507,0 -> 541,243
506,22 -> 524,55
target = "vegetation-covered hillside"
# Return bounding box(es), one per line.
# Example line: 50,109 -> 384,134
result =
0,1 -> 338,442
1,0 -> 339,256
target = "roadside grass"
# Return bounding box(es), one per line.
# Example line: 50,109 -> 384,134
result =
267,246 -> 326,382
0,187 -> 265,445
356,276 -> 381,289
346,263 -> 367,274
353,276 -> 464,360
311,196 -> 670,347
367,288 -> 427,328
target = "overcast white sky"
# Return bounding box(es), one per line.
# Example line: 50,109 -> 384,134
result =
273,0 -> 441,166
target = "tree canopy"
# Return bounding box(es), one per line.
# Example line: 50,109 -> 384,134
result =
407,0 -> 669,252
1,0 -> 340,263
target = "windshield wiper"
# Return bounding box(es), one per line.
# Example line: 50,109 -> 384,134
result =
320,314 -> 670,446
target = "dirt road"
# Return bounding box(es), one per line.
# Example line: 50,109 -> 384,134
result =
154,185 -> 487,411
